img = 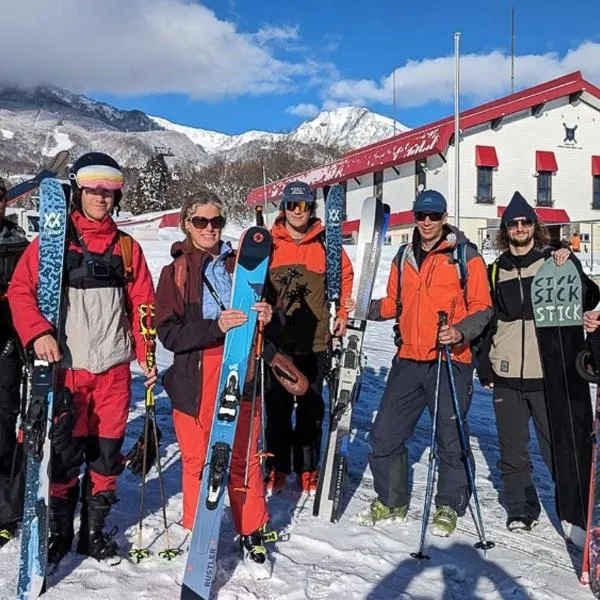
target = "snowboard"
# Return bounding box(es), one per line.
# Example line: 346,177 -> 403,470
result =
17,179 -> 68,599
7,151 -> 70,203
531,258 -> 592,540
324,185 -> 345,332
583,328 -> 600,594
180,226 -> 272,600
314,197 -> 388,522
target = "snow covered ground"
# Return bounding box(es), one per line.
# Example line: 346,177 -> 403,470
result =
0,224 -> 595,599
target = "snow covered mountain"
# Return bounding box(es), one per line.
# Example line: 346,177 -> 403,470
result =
151,106 -> 407,157
0,85 -> 409,173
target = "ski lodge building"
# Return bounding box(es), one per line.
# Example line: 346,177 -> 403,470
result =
246,71 -> 600,251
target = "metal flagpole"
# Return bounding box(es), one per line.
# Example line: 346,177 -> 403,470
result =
393,68 -> 397,136
511,8 -> 516,93
454,32 -> 461,229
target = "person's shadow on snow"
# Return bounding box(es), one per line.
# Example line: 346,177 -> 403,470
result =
366,542 -> 531,599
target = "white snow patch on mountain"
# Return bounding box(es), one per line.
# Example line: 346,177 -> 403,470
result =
0,128 -> 14,139
41,127 -> 74,157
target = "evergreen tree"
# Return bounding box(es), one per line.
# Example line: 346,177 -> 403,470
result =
127,154 -> 171,214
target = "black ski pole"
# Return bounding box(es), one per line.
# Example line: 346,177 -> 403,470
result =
411,312 -> 445,560
441,312 -> 494,552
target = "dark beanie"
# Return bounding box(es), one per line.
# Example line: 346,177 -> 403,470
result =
501,191 -> 537,227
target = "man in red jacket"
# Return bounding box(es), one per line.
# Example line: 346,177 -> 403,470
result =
8,152 -> 156,565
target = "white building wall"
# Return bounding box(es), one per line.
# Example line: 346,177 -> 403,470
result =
442,97 -> 600,223
345,175 -> 370,220
381,163 -> 414,213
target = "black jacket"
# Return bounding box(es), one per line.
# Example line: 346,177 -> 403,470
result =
0,219 -> 28,355
477,248 -> 599,390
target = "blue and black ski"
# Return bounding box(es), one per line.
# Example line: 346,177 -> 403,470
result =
324,185 -> 345,333
17,179 -> 68,599
314,197 -> 388,522
181,226 -> 272,600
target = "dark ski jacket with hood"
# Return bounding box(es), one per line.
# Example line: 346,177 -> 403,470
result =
477,248 -> 600,390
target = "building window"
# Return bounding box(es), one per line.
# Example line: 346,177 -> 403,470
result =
537,172 -> 553,207
373,171 -> 383,200
476,167 -> 493,203
415,161 -> 426,196
401,233 -> 409,244
594,175 -> 600,209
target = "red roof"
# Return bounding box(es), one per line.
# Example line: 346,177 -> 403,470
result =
536,150 -> 558,172
342,210 -> 414,234
497,206 -> 569,223
247,71 -> 600,207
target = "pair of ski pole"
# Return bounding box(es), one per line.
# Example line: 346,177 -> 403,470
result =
130,304 -> 180,562
411,311 -> 494,560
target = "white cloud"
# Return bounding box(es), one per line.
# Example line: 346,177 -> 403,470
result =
0,0 -> 322,100
286,103 -> 319,118
325,42 -> 600,108
250,24 -> 299,46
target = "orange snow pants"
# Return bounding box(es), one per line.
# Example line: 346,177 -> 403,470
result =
172,345 -> 268,535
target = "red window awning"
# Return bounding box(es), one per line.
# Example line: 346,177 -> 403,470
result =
497,206 -> 569,223
536,150 -> 558,172
475,145 -> 499,168
592,156 -> 600,176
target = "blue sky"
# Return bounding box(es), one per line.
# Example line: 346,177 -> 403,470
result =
3,0 -> 600,135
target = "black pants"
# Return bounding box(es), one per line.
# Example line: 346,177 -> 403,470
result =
368,357 -> 473,515
265,351 -> 328,474
0,355 -> 24,526
492,386 -> 553,520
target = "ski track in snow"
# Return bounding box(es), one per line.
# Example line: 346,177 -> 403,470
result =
0,226 -> 594,599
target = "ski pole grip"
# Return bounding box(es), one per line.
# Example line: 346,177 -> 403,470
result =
438,311 -> 448,327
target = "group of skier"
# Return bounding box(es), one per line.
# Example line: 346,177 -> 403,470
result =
0,148 -> 599,588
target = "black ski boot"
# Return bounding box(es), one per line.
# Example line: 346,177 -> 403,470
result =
48,485 -> 79,566
77,488 -> 119,561
240,526 -> 268,564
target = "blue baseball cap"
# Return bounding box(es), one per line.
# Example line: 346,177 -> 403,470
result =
413,189 -> 447,214
282,181 -> 315,204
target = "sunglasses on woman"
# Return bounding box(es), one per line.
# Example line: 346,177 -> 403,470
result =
506,218 -> 534,230
415,211 -> 444,222
285,200 -> 310,213
189,215 -> 226,230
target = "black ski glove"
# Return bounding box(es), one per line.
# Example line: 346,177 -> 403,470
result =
126,420 -> 162,476
50,389 -> 75,455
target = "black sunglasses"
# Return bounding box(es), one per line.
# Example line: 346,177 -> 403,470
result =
190,215 -> 226,230
506,218 -> 534,230
415,211 -> 444,222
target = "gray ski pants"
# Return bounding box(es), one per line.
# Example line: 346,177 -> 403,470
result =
368,357 -> 473,515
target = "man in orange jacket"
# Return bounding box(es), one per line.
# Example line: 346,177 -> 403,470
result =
367,189 -> 492,536
265,181 -> 353,495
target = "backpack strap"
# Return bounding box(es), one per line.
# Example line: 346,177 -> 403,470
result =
490,258 -> 499,292
118,231 -> 134,282
453,242 -> 468,291
396,243 -> 410,320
